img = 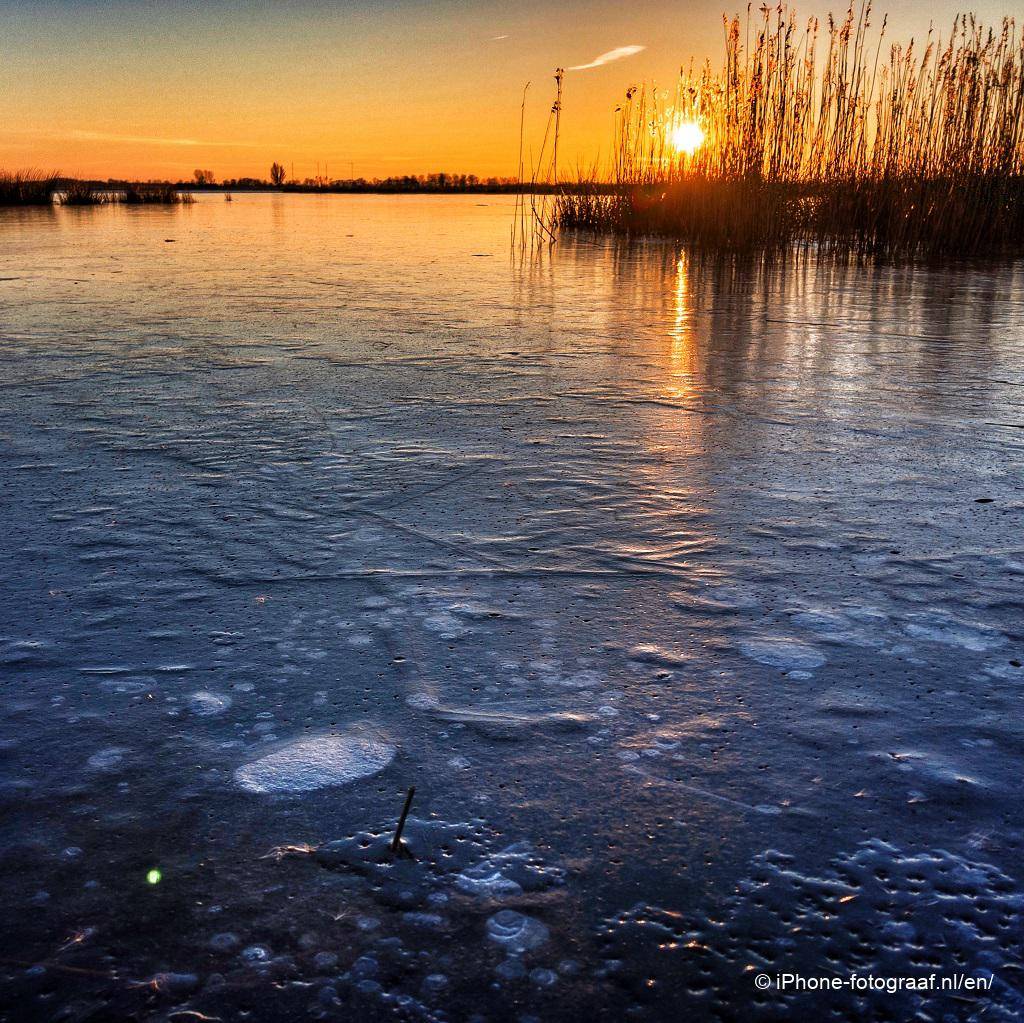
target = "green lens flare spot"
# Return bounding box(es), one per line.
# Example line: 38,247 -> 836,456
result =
146,869 -> 162,885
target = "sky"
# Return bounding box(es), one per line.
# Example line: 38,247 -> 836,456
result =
0,0 -> 1012,181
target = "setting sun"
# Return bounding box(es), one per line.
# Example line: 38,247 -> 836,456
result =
670,120 -> 706,155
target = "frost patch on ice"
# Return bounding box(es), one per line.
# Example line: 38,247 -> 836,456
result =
315,820 -> 564,916
628,644 -> 688,667
738,636 -> 826,670
788,606 -> 889,647
406,692 -> 439,710
984,660 -> 1024,682
870,748 -> 989,793
98,677 -> 153,695
447,601 -> 501,620
552,669 -> 602,689
813,686 -> 888,716
677,583 -> 763,610
456,865 -> 523,898
422,612 -> 468,639
0,638 -> 60,666
235,726 -> 395,793
902,611 -> 1006,652
431,704 -> 594,734
86,747 -> 128,771
349,526 -> 385,546
454,841 -> 565,898
188,691 -> 232,716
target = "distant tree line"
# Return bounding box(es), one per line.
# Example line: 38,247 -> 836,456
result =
53,163 -> 577,196
175,171 -> 547,194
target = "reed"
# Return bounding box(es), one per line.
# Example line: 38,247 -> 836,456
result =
555,6 -> 1024,258
0,169 -> 59,206
514,70 -> 565,251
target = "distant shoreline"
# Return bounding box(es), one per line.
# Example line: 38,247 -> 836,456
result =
178,183 -> 567,196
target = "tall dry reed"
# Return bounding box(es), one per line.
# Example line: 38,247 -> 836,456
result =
556,6 -> 1024,258
0,170 -> 59,206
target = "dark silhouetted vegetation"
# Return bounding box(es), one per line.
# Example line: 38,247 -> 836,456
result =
555,6 -> 1024,259
184,172 -> 535,194
0,170 -> 59,206
0,172 -> 195,207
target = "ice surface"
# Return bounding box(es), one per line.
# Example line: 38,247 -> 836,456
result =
1,195 -> 1023,1021
600,839 -> 1024,1019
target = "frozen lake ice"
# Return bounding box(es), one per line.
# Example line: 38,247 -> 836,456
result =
1,194 -> 1023,1020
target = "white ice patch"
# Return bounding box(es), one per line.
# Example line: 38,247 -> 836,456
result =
422,612 -> 468,639
789,607 -> 887,647
902,611 -> 1006,652
447,601 -> 497,620
188,691 -> 232,716
406,692 -> 439,710
98,677 -> 153,695
550,669 -> 602,689
983,660 -> 1024,682
86,747 -> 128,771
235,726 -> 395,793
349,526 -> 385,546
738,636 -> 826,670
686,583 -> 763,609
628,644 -> 688,667
456,866 -> 523,898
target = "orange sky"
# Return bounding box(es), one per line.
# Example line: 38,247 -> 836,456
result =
0,0 -> 1012,181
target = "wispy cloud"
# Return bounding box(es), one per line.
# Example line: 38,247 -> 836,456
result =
0,127 -> 256,148
568,45 -> 645,71
65,130 -> 256,148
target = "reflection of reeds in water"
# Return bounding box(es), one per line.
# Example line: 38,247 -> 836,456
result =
59,180 -> 110,205
0,170 -> 59,205
556,5 -> 1024,258
123,184 -> 195,204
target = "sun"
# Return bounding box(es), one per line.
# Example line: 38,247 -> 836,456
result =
670,120 -> 705,156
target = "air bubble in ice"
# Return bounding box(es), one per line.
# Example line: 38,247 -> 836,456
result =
486,910 -> 549,953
